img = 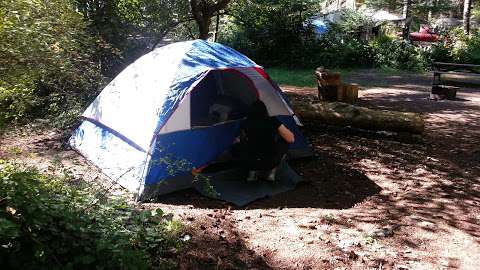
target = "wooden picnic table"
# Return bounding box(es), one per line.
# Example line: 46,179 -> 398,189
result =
431,62 -> 480,99
433,62 -> 480,85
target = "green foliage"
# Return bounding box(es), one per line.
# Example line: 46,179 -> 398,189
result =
425,27 -> 480,65
221,0 -> 479,71
0,0 -> 104,128
429,42 -> 454,63
0,0 -> 91,78
314,32 -> 374,68
76,0 -> 191,76
443,27 -> 480,64
222,2 -> 375,69
365,0 -> 455,21
473,1 -> 480,21
334,9 -> 374,34
221,0 -> 320,67
0,82 -> 36,128
304,10 -> 374,69
370,36 -> 429,70
116,0 -> 189,33
0,160 -> 183,269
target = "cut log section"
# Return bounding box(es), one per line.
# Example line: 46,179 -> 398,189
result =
291,100 -> 424,134
315,68 -> 359,102
338,84 -> 359,102
430,85 -> 458,100
315,68 -> 341,101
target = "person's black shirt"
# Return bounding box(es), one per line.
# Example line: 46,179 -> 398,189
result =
243,116 -> 282,156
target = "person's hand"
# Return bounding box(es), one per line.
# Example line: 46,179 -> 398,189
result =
278,124 -> 295,143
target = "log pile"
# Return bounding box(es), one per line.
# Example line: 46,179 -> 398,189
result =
315,67 -> 359,102
291,100 -> 424,134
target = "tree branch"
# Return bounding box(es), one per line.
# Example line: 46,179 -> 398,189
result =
209,0 -> 231,14
150,17 -> 195,51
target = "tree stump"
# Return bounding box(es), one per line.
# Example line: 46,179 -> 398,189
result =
338,83 -> 359,102
430,85 -> 458,100
315,67 -> 341,101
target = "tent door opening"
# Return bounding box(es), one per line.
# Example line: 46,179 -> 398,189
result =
190,69 -> 258,127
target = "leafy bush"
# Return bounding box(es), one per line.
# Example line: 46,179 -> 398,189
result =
334,9 -> 374,34
445,27 -> 480,64
0,0 -> 105,128
0,160 -> 183,269
0,81 -> 37,129
222,3 -> 375,69
220,0 -> 321,68
370,36 -> 429,71
429,43 -> 455,63
311,32 -> 374,68
463,33 -> 480,63
425,27 -> 480,65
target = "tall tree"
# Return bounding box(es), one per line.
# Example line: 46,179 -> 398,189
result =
189,0 -> 231,39
402,0 -> 412,40
464,0 -> 473,34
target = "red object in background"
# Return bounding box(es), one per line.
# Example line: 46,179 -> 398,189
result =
410,26 -> 440,42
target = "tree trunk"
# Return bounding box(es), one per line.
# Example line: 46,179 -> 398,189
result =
290,100 -> 424,134
198,17 -> 211,40
214,13 -> 220,42
190,0 -> 231,40
402,0 -> 412,41
463,0 -> 472,35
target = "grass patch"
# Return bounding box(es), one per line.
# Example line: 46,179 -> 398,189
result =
265,68 -> 317,88
265,67 -> 355,88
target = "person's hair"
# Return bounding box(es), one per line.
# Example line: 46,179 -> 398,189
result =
247,100 -> 269,120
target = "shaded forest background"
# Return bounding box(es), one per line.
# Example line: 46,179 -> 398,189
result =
2,0 -> 480,130
1,1 -> 480,269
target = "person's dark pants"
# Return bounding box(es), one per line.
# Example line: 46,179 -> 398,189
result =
232,139 -> 289,171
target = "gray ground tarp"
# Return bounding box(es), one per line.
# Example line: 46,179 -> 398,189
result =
193,160 -> 303,206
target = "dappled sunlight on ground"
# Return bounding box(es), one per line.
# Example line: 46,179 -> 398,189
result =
1,69 -> 479,269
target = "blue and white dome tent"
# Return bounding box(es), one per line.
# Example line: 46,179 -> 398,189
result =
70,40 -> 312,202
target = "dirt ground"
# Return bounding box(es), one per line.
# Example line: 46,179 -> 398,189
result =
1,69 -> 479,269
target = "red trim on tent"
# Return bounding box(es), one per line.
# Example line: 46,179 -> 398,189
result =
254,67 -> 291,92
254,67 -> 271,81
253,67 -> 297,117
254,67 -> 283,93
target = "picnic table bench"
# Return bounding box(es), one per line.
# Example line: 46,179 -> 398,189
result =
431,62 -> 480,99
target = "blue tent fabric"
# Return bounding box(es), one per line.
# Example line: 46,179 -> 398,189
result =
70,40 -> 313,205
312,19 -> 329,35
146,121 -> 243,185
154,40 -> 257,138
